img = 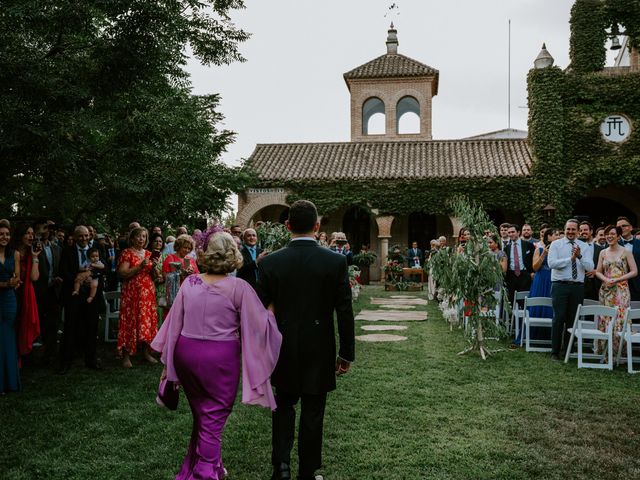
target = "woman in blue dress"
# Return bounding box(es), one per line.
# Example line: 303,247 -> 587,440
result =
520,228 -> 558,345
0,220 -> 21,394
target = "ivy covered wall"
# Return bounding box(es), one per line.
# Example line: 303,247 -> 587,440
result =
528,0 -> 640,226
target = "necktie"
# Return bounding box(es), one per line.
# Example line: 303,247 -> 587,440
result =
569,240 -> 577,280
624,240 -> 633,245
80,248 -> 87,265
513,241 -> 521,276
248,247 -> 256,261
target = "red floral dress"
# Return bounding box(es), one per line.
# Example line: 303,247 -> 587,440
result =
117,249 -> 158,355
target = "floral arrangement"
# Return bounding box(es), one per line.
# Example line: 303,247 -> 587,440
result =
348,265 -> 361,301
256,222 -> 291,252
192,224 -> 224,251
383,260 -> 404,279
353,250 -> 377,267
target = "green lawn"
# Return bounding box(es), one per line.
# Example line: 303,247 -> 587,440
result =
2,285 -> 640,479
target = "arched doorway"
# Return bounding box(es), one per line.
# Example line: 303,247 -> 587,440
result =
408,212 -> 437,250
573,197 -> 637,229
342,206 -> 371,253
251,204 -> 290,225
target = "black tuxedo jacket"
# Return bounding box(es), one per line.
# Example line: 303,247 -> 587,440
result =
257,239 -> 355,395
59,245 -> 104,306
34,242 -> 61,298
237,244 -> 262,290
503,239 -> 535,274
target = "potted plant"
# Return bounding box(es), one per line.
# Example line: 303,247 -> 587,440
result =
353,250 -> 377,285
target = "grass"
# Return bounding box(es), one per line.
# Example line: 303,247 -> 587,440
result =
2,285 -> 640,479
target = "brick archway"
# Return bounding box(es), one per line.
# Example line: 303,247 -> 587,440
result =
236,191 -> 290,228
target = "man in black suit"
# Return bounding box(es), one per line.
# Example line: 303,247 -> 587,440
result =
258,200 -> 355,480
33,220 -> 63,364
617,216 -> 640,301
407,241 -> 423,267
236,228 -> 264,291
57,225 -> 103,373
503,224 -> 535,307
580,221 -> 603,301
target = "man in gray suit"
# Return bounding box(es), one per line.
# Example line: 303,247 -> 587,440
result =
33,220 -> 63,364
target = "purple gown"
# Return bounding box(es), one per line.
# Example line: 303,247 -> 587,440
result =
152,275 -> 282,480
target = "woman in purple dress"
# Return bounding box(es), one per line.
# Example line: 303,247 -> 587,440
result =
152,232 -> 282,480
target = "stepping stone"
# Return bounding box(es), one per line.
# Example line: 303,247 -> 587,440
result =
361,325 -> 408,331
390,295 -> 419,299
371,298 -> 428,306
356,334 -> 408,342
378,304 -> 416,310
356,310 -> 427,322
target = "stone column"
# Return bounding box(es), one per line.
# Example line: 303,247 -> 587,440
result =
448,216 -> 463,244
375,215 -> 395,281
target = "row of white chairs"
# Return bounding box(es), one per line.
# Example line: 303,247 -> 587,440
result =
506,290 -> 640,372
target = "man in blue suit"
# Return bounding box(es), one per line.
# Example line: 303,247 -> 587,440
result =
617,216 -> 640,301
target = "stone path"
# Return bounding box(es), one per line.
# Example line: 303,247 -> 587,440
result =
370,297 -> 428,306
355,333 -> 408,342
361,325 -> 408,331
356,291 -> 428,342
356,310 -> 427,322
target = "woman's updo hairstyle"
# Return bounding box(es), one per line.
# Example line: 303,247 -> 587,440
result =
200,232 -> 243,274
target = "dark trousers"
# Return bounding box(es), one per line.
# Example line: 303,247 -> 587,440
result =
551,282 -> 584,355
59,294 -> 99,368
505,270 -> 533,306
272,390 -> 327,478
36,286 -> 61,362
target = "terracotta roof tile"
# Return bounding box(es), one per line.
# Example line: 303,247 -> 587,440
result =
344,53 -> 438,80
248,140 -> 532,182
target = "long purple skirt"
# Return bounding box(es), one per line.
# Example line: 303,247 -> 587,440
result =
174,335 -> 241,480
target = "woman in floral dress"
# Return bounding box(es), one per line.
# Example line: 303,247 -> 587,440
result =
117,227 -> 159,368
595,225 -> 637,355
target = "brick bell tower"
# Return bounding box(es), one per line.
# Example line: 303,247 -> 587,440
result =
343,24 -> 439,142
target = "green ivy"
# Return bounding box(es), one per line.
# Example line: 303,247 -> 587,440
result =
570,0 -> 607,73
277,177 -> 532,218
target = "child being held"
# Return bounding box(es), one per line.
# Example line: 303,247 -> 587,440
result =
72,247 -> 105,303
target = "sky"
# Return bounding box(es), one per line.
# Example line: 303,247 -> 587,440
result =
185,0 -> 620,212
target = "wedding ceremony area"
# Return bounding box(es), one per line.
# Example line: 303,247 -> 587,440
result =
3,284 -> 640,479
2,0 -> 640,479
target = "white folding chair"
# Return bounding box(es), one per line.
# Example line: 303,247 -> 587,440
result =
509,290 -> 529,339
103,291 -> 121,342
564,304 -> 618,369
616,308 -> 640,373
521,297 -> 553,352
582,299 -> 600,306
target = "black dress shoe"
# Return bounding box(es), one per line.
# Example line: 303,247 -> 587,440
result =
550,354 -> 560,361
271,463 -> 291,480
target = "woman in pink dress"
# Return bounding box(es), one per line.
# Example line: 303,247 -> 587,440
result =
152,232 -> 281,480
117,227 -> 159,368
162,234 -> 199,315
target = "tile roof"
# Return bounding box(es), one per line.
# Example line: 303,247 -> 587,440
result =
248,139 -> 532,182
344,53 -> 438,80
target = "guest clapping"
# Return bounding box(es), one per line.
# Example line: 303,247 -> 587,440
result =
151,232 -> 281,479
162,234 -> 199,309
0,221 -> 21,393
117,227 -> 159,368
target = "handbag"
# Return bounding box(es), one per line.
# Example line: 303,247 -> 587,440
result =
156,377 -> 179,410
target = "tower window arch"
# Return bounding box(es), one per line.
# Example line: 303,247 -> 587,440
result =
362,97 -> 385,135
397,96 -> 420,134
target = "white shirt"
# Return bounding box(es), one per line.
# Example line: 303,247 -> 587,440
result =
548,237 -> 594,282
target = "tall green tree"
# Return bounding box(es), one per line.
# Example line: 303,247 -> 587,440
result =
0,0 -> 253,229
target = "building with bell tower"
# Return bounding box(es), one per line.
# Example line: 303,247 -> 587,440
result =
344,24 -> 439,141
